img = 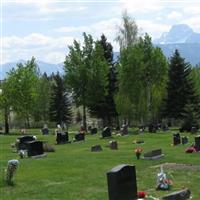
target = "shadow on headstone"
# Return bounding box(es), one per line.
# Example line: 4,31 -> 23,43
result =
107,164 -> 137,200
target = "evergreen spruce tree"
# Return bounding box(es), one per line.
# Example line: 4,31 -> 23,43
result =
88,34 -> 118,126
164,49 -> 200,122
49,73 -> 72,126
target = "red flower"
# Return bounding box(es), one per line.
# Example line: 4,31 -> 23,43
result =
137,191 -> 146,198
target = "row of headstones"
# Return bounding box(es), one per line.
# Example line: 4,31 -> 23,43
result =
173,133 -> 200,151
107,164 -> 191,200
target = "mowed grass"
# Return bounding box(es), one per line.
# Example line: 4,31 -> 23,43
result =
0,129 -> 200,200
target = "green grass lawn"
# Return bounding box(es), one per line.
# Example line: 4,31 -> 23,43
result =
0,129 -> 200,200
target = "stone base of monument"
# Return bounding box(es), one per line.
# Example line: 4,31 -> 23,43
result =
143,154 -> 165,160
30,153 -> 47,159
162,188 -> 191,200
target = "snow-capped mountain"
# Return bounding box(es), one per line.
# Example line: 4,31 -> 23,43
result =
154,24 -> 200,44
154,24 -> 200,65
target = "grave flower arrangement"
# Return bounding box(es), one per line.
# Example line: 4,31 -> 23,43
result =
134,147 -> 143,159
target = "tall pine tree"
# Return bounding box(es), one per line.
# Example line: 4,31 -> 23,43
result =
49,73 -> 72,126
164,49 -> 200,121
88,34 -> 118,126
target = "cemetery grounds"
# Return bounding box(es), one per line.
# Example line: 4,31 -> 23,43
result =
0,128 -> 200,200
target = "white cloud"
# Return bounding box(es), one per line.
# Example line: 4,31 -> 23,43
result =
167,11 -> 183,20
2,34 -> 74,63
136,20 -> 170,39
183,6 -> 200,15
183,16 -> 200,31
120,0 -> 163,13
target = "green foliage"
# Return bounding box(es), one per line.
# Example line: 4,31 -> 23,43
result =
88,34 -> 118,126
64,33 -> 109,129
3,57 -> 39,127
116,34 -> 168,123
32,73 -> 51,122
115,10 -> 138,50
191,64 -> 200,96
164,50 -> 200,120
49,73 -> 72,126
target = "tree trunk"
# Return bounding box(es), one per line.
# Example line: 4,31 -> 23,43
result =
82,104 -> 87,132
146,81 -> 152,123
4,109 -> 9,134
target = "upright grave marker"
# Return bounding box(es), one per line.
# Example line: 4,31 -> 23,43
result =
107,164 -> 137,200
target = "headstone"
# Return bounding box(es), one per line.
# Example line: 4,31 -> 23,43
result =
173,133 -> 181,145
56,132 -> 69,144
181,136 -> 189,145
191,126 -> 197,134
195,135 -> 200,151
41,128 -> 49,135
26,141 -> 44,157
16,135 -> 36,151
162,188 -> 191,200
91,145 -> 102,152
102,127 -> 112,138
91,128 -> 98,135
109,140 -> 118,150
74,133 -> 85,142
148,124 -> 157,133
107,164 -> 137,200
144,149 -> 164,160
162,124 -> 169,131
121,124 -> 128,135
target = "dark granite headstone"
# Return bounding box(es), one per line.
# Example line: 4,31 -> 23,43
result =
173,133 -> 181,145
91,145 -> 102,152
56,132 -> 69,144
26,141 -> 44,157
191,126 -> 197,134
102,127 -> 111,138
107,164 -> 137,200
16,135 -> 36,151
109,141 -> 118,150
144,149 -> 162,158
181,136 -> 189,145
74,133 -> 85,141
121,125 -> 128,135
148,124 -> 157,133
195,135 -> 200,151
91,128 -> 98,135
162,188 -> 191,200
41,128 -> 49,135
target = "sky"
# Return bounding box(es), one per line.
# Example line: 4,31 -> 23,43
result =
1,0 -> 200,64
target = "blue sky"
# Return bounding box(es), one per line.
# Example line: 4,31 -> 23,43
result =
1,0 -> 200,64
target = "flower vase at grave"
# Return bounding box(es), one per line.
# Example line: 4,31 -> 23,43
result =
136,152 -> 141,160
134,147 -> 143,160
